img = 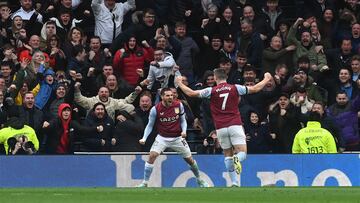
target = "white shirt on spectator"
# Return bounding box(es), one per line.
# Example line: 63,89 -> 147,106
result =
11,7 -> 43,23
147,52 -> 180,90
72,0 -> 82,9
91,0 -> 135,44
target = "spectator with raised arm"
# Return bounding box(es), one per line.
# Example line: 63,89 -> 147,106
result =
113,35 -> 153,86
82,102 -> 116,151
141,47 -> 178,92
111,8 -> 158,53
91,0 -> 135,46
286,18 -> 328,74
74,81 -> 139,121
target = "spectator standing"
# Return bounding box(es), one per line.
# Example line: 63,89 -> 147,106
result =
262,35 -> 296,74
42,103 -> 101,154
91,0 -> 135,46
286,18 -> 328,74
34,67 -> 56,111
327,91 -> 360,151
113,36 -> 153,86
351,23 -> 360,54
113,110 -> 143,152
309,101 -> 345,151
111,8 -> 157,53
238,19 -> 263,72
18,92 -> 44,143
290,87 -> 315,115
39,20 -> 56,49
171,22 -> 199,85
50,8 -> 82,41
244,111 -> 272,154
142,48 -> 177,92
0,61 -> 14,89
268,93 -> 302,153
74,83 -> 137,120
135,92 -> 155,151
260,0 -> 285,37
218,6 -> 239,42
197,34 -> 222,78
87,36 -> 112,73
11,0 -> 43,36
44,35 -> 66,72
105,74 -> 133,100
82,102 -> 115,151
351,55 -> 360,81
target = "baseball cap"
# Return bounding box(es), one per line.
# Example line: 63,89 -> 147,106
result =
223,34 -> 235,42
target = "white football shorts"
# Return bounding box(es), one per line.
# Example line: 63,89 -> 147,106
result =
216,125 -> 246,149
150,135 -> 192,158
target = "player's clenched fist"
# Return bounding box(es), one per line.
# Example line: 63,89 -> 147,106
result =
264,72 -> 273,81
139,138 -> 146,145
175,76 -> 183,85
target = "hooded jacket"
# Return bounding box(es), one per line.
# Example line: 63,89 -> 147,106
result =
57,103 -> 71,153
113,41 -> 153,86
35,68 -> 56,110
44,103 -> 98,154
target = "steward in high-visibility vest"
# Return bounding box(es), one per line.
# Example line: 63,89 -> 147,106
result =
292,112 -> 337,153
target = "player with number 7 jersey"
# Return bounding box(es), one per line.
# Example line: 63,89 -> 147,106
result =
205,83 -> 245,129
176,68 -> 273,187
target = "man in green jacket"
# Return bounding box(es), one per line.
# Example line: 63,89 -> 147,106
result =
287,18 -> 328,73
292,111 -> 337,153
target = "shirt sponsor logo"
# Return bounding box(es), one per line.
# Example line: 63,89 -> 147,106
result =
159,115 -> 179,122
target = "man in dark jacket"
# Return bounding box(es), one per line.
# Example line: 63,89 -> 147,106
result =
327,92 -> 360,151
238,19 -> 264,73
111,8 -> 157,54
82,102 -> 115,151
19,92 -> 44,146
268,93 -> 302,153
114,110 -> 144,152
135,92 -> 156,151
309,101 -> 345,152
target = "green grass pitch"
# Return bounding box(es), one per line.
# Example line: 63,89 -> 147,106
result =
0,187 -> 359,203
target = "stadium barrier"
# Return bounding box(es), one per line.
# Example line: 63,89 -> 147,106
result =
0,154 -> 359,187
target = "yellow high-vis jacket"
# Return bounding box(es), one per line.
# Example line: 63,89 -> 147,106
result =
292,121 -> 337,153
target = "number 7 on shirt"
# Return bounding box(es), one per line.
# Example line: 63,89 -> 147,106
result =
219,93 -> 229,110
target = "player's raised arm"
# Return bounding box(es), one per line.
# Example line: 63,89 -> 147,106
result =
247,72 -> 273,94
175,76 -> 202,97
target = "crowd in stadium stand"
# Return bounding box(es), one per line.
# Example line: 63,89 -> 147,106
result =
0,0 -> 359,155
